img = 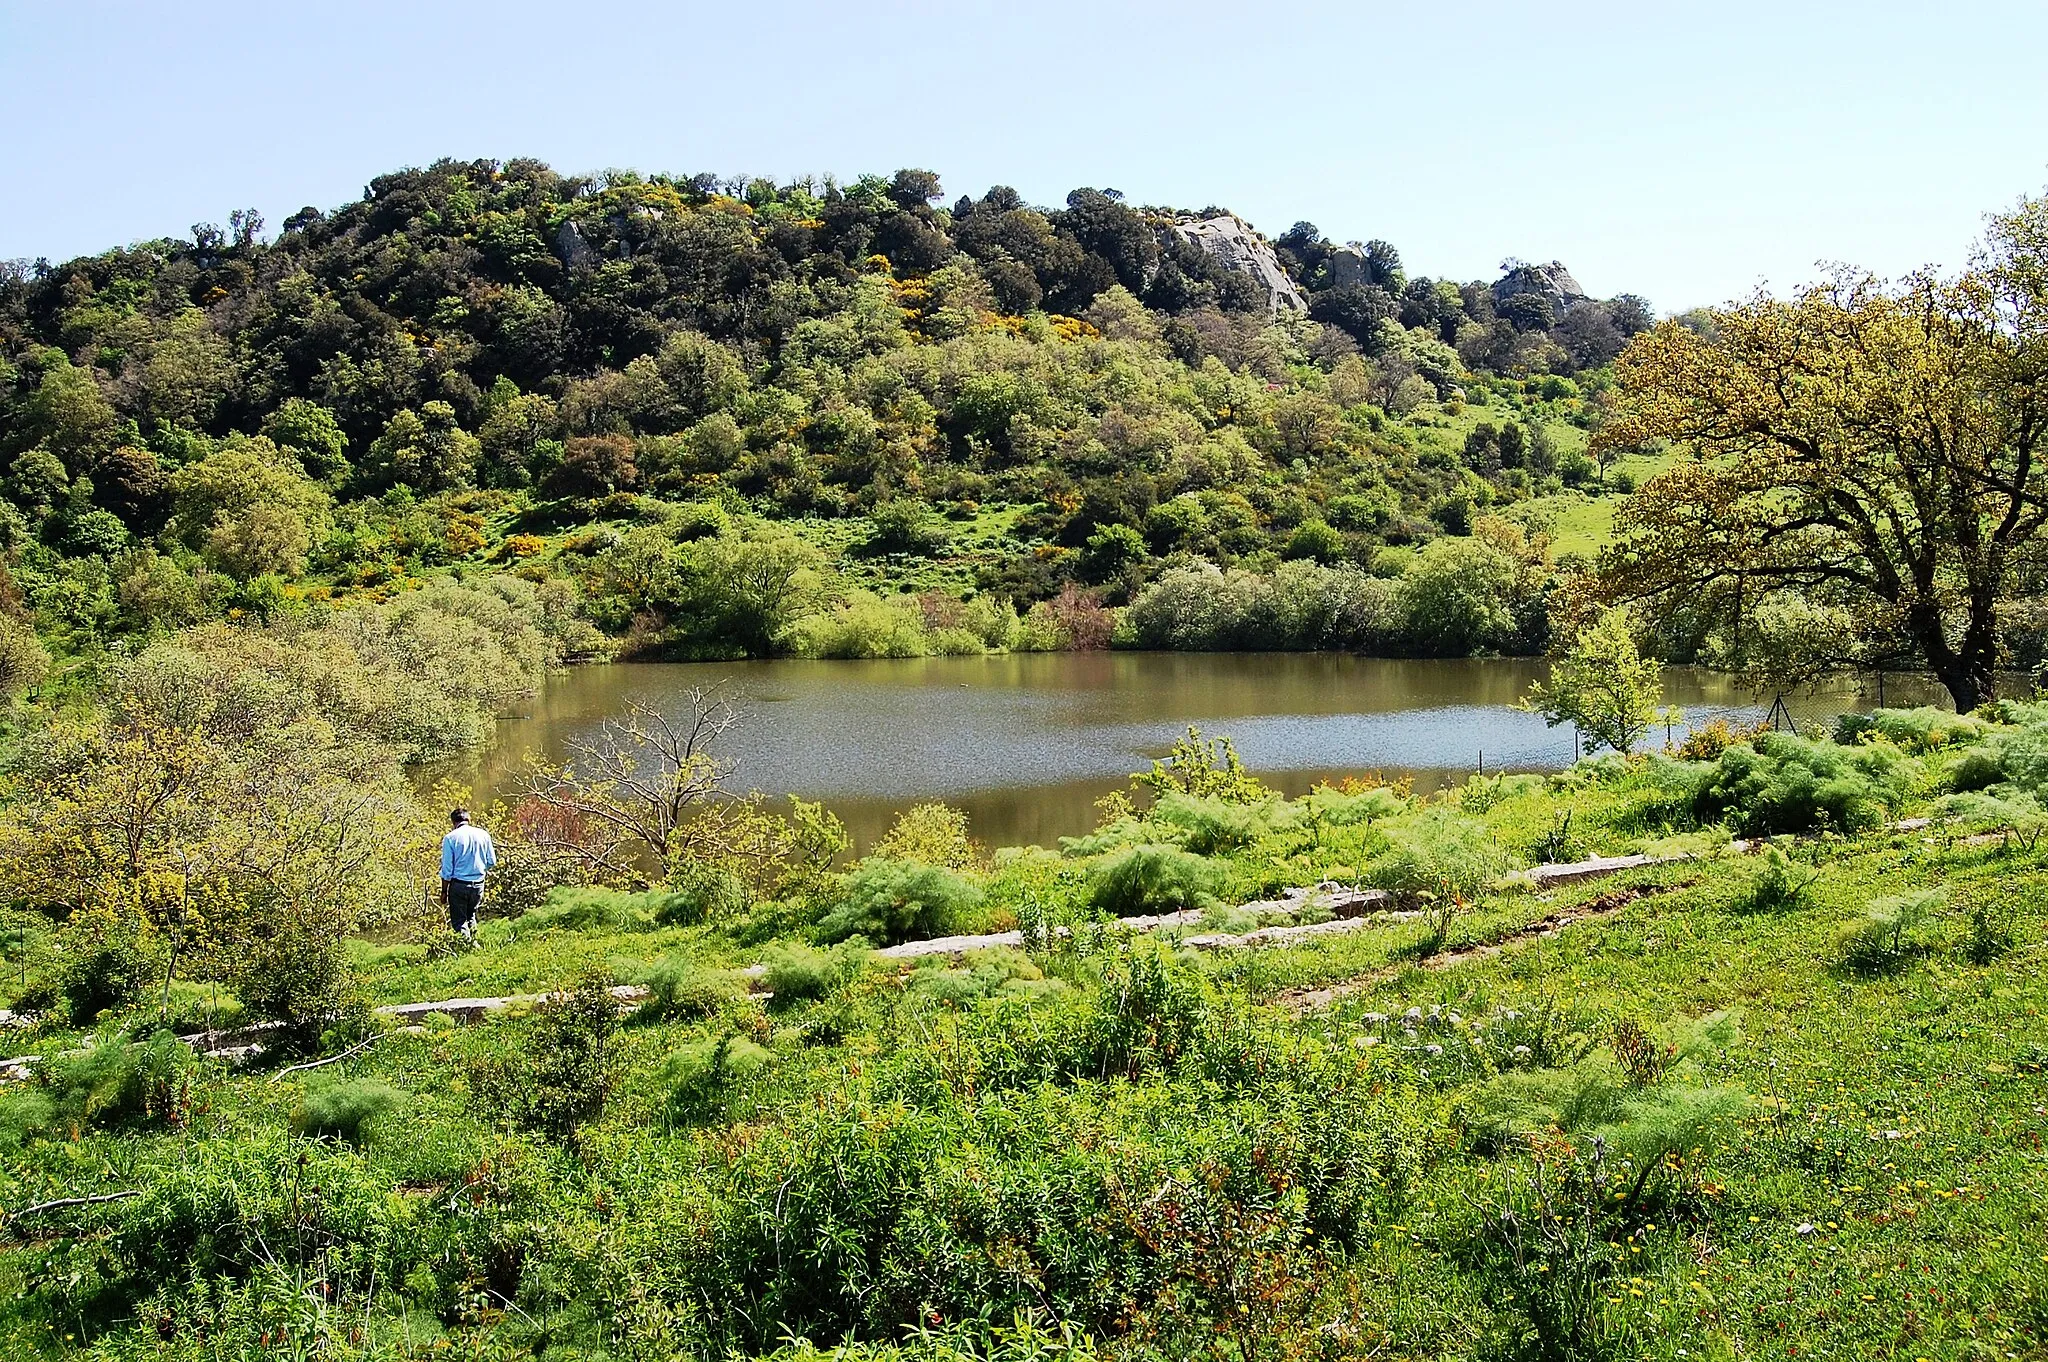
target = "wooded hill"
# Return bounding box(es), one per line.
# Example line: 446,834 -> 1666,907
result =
0,159 -> 1653,661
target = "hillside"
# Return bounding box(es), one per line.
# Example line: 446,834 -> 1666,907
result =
0,159 -> 1656,665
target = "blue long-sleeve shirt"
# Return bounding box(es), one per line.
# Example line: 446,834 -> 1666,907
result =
440,824 -> 498,883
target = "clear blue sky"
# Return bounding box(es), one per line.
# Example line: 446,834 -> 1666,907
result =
3,1 -> 2043,312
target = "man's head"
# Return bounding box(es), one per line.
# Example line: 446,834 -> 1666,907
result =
450,808 -> 470,828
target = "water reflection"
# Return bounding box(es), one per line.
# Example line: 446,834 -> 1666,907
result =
434,653 -> 1929,851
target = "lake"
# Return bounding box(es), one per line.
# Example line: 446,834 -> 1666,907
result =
441,652 -> 1920,852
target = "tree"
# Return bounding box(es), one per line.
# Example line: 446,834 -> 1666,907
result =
1524,607 -> 1663,756
261,398 -> 350,483
1595,192 -> 2048,712
508,690 -> 741,884
361,401 -> 480,492
0,615 -> 49,703
165,436 -> 332,580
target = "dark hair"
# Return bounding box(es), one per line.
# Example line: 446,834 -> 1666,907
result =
450,808 -> 470,825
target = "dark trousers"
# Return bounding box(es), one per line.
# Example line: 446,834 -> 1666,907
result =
446,879 -> 483,935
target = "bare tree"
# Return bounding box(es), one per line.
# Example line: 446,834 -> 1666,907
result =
509,687 -> 742,884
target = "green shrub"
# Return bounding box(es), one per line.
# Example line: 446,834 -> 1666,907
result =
790,592 -> 929,658
1839,890 -> 1942,971
1944,744 -> 2006,792
815,858 -> 984,945
1692,732 -> 1914,835
150,980 -> 247,1033
1058,816 -> 1149,858
0,1086 -> 56,1147
634,956 -> 740,1019
905,948 -> 1051,1007
759,942 -> 869,1007
1134,727 -> 1271,804
1087,844 -> 1224,917
1145,790 -> 1287,855
521,885 -> 661,934
662,1034 -> 774,1121
1294,783 -> 1405,827
1993,719 -> 2048,795
1838,706 -> 1988,752
1737,845 -> 1820,912
468,973 -> 621,1146
1367,808 -> 1512,901
56,905 -> 156,1023
36,1030 -> 202,1135
1961,887 -> 2020,964
1937,790 -> 2047,849
872,802 -> 980,870
292,1077 -> 404,1144
655,861 -> 749,924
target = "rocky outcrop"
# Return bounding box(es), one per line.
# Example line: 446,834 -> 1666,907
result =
1323,242 -> 1368,290
1169,214 -> 1307,314
1492,260 -> 1589,315
555,218 -> 597,271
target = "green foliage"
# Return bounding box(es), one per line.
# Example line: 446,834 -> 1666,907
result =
760,941 -> 870,1006
1962,888 -> 2020,964
1839,889 -> 1943,972
655,860 -> 751,924
292,1077 -> 404,1145
1295,782 -> 1405,827
871,803 -> 980,870
634,956 -> 741,1019
1124,560 -> 1391,651
31,1030 -> 201,1138
1737,844 -> 1821,912
1523,607 -> 1662,755
1133,726 -> 1271,804
662,1034 -> 774,1121
1837,705 -> 1990,753
1937,789 -> 2047,849
1086,845 -> 1223,916
469,972 -> 621,1145
816,858 -> 984,944
1144,790 -> 1288,855
1692,732 -> 1914,835
1367,808 -> 1511,900
790,591 -> 932,659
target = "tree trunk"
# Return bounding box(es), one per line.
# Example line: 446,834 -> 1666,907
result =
1935,657 -> 1995,714
1911,600 -> 1997,714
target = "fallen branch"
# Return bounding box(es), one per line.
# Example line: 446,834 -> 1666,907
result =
267,1031 -> 383,1083
8,1189 -> 140,1219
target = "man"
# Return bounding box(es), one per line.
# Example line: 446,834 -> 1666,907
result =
440,807 -> 497,939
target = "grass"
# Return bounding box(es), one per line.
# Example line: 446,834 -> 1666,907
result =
6,728 -> 2042,1360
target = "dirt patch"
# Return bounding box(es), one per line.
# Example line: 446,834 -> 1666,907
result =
1274,878 -> 1694,1010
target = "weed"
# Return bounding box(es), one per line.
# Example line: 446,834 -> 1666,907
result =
1087,844 -> 1222,917
760,942 -> 869,1008
292,1077 -> 404,1145
469,971 -> 621,1146
816,858 -> 983,945
1737,844 -> 1820,912
1839,890 -> 1943,972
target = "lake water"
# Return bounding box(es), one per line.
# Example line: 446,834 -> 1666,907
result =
442,653 -> 1920,852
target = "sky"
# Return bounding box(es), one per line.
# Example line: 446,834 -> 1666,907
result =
3,1 -> 2044,313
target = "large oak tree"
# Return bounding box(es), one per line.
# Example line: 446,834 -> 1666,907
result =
1594,194 -> 2048,712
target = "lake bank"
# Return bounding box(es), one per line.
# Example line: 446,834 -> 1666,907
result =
436,652 -> 1933,850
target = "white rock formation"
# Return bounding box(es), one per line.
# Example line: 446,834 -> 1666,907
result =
1169,214 -> 1307,314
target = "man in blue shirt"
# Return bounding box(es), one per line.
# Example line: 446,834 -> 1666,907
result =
440,808 -> 498,939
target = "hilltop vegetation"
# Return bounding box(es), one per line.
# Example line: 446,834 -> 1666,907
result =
0,159 -> 1656,667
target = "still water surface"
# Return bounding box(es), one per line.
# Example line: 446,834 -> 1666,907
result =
444,653 -> 1915,851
